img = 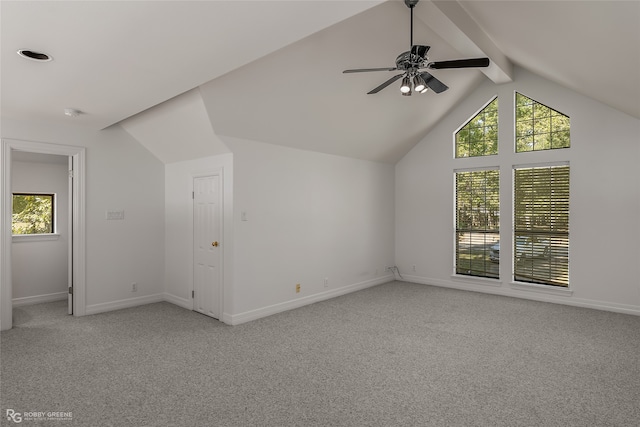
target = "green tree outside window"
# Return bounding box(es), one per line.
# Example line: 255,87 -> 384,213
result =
455,169 -> 500,279
516,92 -> 570,152
455,97 -> 498,158
12,194 -> 54,234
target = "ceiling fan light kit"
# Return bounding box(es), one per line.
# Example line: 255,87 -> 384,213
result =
343,0 -> 490,96
413,74 -> 426,92
400,75 -> 411,93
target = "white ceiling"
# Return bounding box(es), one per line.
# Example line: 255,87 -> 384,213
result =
2,1 -> 638,164
460,0 -> 640,121
1,0 -> 383,129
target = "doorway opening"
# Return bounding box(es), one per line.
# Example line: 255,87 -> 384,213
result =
1,139 -> 86,331
11,152 -> 71,316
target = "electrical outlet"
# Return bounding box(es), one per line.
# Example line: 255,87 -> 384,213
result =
324,277 -> 329,288
296,284 -> 301,293
131,282 -> 138,292
385,266 -> 391,272
412,265 -> 416,272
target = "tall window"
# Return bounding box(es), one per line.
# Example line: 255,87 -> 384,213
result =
514,165 -> 569,287
455,97 -> 498,158
516,92 -> 570,152
453,93 -> 570,287
455,169 -> 500,279
12,193 -> 55,235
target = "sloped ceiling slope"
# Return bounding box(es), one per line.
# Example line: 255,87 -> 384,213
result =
200,1 -> 487,164
460,0 -> 640,119
199,0 -> 640,163
3,1 -> 638,165
119,89 -> 230,164
1,0 -> 382,130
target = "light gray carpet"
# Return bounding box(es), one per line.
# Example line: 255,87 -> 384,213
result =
1,281 -> 639,426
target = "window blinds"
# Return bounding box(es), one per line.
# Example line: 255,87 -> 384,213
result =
455,169 -> 500,279
514,165 -> 569,287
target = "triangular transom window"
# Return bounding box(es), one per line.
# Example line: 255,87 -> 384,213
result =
455,97 -> 498,158
515,92 -> 570,152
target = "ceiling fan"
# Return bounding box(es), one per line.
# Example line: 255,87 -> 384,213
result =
343,0 -> 490,96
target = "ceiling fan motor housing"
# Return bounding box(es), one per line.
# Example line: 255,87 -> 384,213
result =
396,51 -> 428,71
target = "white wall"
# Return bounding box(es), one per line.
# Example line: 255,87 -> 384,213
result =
395,66 -> 640,314
11,156 -> 68,304
164,153 -> 234,316
1,118 -> 166,319
3,113 -> 396,328
222,136 -> 395,323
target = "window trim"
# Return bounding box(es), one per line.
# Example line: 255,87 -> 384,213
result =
453,167 -> 501,280
453,95 -> 499,159
451,273 -> 503,287
11,192 -> 56,236
12,233 -> 61,243
512,161 -> 570,289
514,91 -> 570,153
509,280 -> 573,296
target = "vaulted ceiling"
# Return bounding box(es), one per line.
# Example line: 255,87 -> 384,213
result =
2,1 -> 638,164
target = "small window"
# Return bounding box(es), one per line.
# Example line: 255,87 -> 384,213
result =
514,165 -> 569,287
455,169 -> 500,279
516,93 -> 570,152
455,97 -> 498,158
12,193 -> 55,235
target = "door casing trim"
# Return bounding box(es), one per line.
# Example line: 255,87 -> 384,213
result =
1,139 -> 86,330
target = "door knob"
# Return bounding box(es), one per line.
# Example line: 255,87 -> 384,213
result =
212,241 -> 219,247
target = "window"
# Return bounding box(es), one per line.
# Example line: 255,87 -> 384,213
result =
12,193 -> 55,235
455,97 -> 498,158
453,93 -> 570,288
516,93 -> 570,152
455,169 -> 500,279
514,165 -> 569,287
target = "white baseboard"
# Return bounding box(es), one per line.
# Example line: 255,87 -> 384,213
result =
85,293 -> 164,315
163,292 -> 192,310
227,274 -> 394,326
13,291 -> 67,307
400,274 -> 640,316
221,312 -> 234,325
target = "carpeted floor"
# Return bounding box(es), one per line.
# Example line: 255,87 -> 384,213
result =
1,281 -> 639,426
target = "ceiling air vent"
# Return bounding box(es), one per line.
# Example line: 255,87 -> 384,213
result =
17,50 -> 52,62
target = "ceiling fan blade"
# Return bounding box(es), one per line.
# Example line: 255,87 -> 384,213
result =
367,74 -> 405,94
420,72 -> 448,93
410,45 -> 430,59
343,67 -> 397,74
428,57 -> 490,69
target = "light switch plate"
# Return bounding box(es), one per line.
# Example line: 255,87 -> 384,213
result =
106,210 -> 124,220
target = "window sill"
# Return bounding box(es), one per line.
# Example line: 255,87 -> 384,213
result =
451,274 -> 502,287
510,281 -> 573,296
12,234 -> 60,243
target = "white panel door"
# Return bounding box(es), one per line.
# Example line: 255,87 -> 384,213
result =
193,175 -> 221,319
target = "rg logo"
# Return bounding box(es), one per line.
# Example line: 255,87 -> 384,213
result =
6,409 -> 22,423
